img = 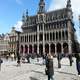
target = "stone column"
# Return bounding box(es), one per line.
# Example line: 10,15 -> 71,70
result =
51,32 -> 53,41
28,45 -> 29,54
67,21 -> 72,54
64,24 -> 67,40
61,29 -> 63,41
68,41 -> 72,54
43,24 -> 45,54
23,45 -> 25,57
61,43 -> 63,54
49,44 -> 51,54
37,25 -> 39,54
55,31 -> 56,42
67,21 -> 72,66
55,43 -> 57,56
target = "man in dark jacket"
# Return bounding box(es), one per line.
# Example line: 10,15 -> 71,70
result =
0,58 -> 3,71
46,53 -> 54,80
74,53 -> 80,76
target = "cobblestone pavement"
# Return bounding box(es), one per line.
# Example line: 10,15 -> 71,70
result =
0,58 -> 80,80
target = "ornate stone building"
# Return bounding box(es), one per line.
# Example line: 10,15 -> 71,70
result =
8,27 -> 21,57
19,0 -> 75,57
0,33 -> 9,56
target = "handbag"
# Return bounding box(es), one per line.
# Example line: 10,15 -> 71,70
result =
45,68 -> 48,75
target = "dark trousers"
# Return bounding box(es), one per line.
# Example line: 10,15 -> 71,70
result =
0,63 -> 1,71
48,75 -> 54,80
76,61 -> 80,75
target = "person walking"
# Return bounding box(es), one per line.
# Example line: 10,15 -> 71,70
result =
42,53 -> 46,65
46,53 -> 54,80
74,53 -> 80,76
0,58 -> 3,71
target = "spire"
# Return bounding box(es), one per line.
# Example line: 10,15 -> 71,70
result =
22,9 -> 28,23
26,9 -> 28,21
66,0 -> 71,9
79,15 -> 80,28
26,9 -> 28,17
38,0 -> 45,13
22,12 -> 25,22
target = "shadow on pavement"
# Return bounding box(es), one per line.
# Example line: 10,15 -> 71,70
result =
29,77 -> 39,80
31,70 -> 45,75
35,63 -> 43,66
61,64 -> 70,66
55,70 -> 76,76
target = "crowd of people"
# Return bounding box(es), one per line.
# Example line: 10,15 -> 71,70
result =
44,53 -> 80,80
0,52 -> 80,80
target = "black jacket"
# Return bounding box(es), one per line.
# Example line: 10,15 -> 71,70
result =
74,53 -> 80,62
46,58 -> 54,76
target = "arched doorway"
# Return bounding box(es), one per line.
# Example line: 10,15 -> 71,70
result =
63,43 -> 68,54
34,44 -> 37,53
20,45 -> 23,54
39,44 -> 43,56
50,43 -> 55,56
45,44 -> 49,54
57,43 -> 61,53
29,45 -> 32,53
25,45 -> 28,54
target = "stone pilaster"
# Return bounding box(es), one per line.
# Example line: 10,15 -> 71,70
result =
68,40 -> 72,54
61,29 -> 63,41
37,25 -> 39,54
55,44 -> 57,55
61,43 -> 63,54
43,24 -> 45,54
55,31 -> 56,41
49,44 -> 51,54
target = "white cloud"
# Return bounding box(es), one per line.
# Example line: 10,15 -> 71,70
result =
48,0 -> 80,43
48,0 -> 66,11
14,21 -> 22,32
16,0 -> 22,5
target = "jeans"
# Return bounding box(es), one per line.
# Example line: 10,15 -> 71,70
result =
48,75 -> 54,80
76,61 -> 80,75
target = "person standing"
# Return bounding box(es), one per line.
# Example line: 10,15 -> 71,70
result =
57,53 -> 62,68
26,54 -> 30,63
68,54 -> 73,66
74,53 -> 80,76
46,53 -> 54,80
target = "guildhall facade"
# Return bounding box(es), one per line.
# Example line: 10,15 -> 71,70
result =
19,0 -> 76,57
